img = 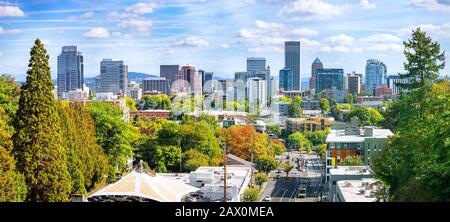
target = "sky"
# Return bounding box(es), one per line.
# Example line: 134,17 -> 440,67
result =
0,0 -> 450,81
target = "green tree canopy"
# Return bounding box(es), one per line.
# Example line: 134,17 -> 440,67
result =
288,96 -> 303,118
12,39 -> 71,201
243,188 -> 259,202
287,132 -> 309,151
88,101 -> 137,182
371,80 -> 450,201
255,154 -> 279,174
398,28 -> 446,90
345,106 -> 383,126
338,155 -> 363,166
182,149 -> 210,172
319,98 -> 330,114
254,173 -> 269,188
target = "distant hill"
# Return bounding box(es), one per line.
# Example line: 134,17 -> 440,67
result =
128,72 -> 158,82
83,72 -> 158,84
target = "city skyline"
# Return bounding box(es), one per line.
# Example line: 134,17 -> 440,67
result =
1,0 -> 450,81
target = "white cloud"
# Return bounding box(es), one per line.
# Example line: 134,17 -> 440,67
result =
290,28 -> 319,37
219,43 -> 230,48
109,11 -> 138,19
366,43 -> 403,52
319,45 -> 350,53
279,0 -> 375,20
409,0 -> 450,13
360,34 -> 403,43
0,26 -> 22,34
83,27 -> 110,39
401,23 -> 450,38
323,34 -> 354,45
0,5 -> 25,17
254,20 -> 284,30
298,38 -> 321,47
126,2 -> 156,15
260,37 -> 286,45
353,47 -> 364,53
112,32 -> 122,37
360,0 -> 376,9
118,18 -> 152,35
279,0 -> 350,20
248,46 -> 283,53
68,11 -> 94,20
238,28 -> 255,38
172,36 -> 209,47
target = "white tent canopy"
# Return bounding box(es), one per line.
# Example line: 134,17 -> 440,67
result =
88,170 -> 199,202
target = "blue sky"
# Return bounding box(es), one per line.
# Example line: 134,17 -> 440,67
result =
0,0 -> 450,81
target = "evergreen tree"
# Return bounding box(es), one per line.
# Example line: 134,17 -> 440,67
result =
398,28 -> 446,90
12,39 -> 71,202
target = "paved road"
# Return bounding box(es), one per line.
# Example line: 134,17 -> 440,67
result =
260,152 -> 326,202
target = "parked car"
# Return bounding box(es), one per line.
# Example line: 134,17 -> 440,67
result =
275,174 -> 281,179
263,195 -> 271,202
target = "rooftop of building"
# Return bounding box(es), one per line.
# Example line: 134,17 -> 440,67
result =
130,109 -> 171,113
329,166 -> 371,176
336,178 -> 379,202
326,126 -> 393,143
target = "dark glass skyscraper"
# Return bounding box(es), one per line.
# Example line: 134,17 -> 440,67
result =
279,68 -> 293,91
57,46 -> 83,98
284,41 -> 301,90
315,68 -> 344,94
160,65 -> 180,88
246,57 -> 266,73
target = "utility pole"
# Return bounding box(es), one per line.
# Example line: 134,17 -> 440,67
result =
223,144 -> 227,202
249,145 -> 255,187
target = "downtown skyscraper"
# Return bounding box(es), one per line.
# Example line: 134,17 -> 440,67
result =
98,59 -> 128,95
365,59 -> 387,94
284,41 -> 301,90
57,46 -> 83,99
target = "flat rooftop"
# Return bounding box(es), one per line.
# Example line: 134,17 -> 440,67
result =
336,178 -> 378,202
329,166 -> 371,176
326,129 -> 393,143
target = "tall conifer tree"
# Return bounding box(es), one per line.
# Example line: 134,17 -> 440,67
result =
13,39 -> 71,202
398,28 -> 446,90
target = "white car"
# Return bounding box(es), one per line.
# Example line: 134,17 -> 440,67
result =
263,195 -> 271,202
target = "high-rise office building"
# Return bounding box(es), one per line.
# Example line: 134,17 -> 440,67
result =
247,77 -> 267,111
98,59 -> 128,94
309,57 -> 323,91
285,41 -> 301,90
247,57 -> 266,73
198,69 -> 205,87
160,65 -> 180,88
365,59 -> 387,94
142,77 -> 169,95
315,68 -> 344,94
127,81 -> 142,100
57,46 -> 84,98
179,64 -> 202,94
203,72 -> 214,93
279,68 -> 293,91
346,72 -> 362,94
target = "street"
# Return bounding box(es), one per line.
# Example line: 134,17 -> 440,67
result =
260,151 -> 326,202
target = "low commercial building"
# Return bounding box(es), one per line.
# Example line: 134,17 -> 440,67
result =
286,117 -> 334,133
325,120 -> 393,175
130,110 -> 171,120
187,166 -> 251,202
302,99 -> 321,110
328,166 -> 372,202
335,178 -> 380,202
356,96 -> 383,103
